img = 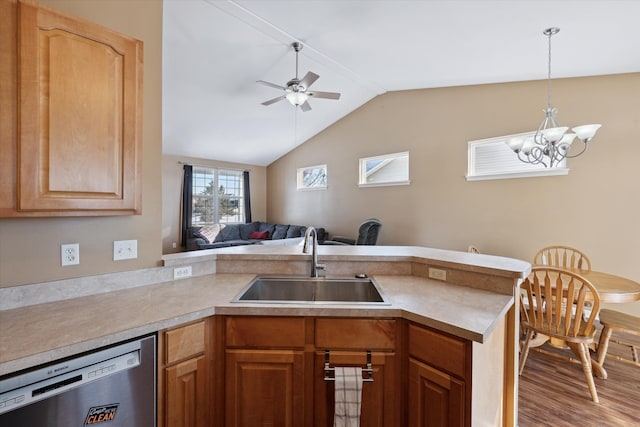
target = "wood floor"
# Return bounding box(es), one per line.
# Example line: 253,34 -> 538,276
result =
518,329 -> 640,426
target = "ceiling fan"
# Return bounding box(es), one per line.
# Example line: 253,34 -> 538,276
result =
257,42 -> 341,112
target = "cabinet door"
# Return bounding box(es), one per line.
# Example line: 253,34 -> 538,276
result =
408,357 -> 465,427
14,1 -> 142,215
314,351 -> 400,427
225,349 -> 305,427
165,356 -> 208,427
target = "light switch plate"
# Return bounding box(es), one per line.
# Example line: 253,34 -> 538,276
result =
113,240 -> 137,261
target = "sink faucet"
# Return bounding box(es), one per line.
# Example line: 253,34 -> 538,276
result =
303,227 -> 326,278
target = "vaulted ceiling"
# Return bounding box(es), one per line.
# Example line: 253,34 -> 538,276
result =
162,1 -> 640,166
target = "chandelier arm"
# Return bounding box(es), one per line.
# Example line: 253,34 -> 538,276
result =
548,147 -> 565,168
529,146 -> 549,168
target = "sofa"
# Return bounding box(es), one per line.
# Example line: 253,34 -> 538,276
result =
186,221 -> 327,251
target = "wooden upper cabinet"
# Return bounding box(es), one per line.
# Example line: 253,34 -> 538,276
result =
0,0 -> 142,216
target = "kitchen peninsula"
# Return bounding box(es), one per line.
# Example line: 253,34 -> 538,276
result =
0,245 -> 530,426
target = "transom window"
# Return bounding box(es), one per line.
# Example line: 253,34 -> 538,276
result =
358,151 -> 410,187
466,132 -> 568,181
192,167 -> 245,225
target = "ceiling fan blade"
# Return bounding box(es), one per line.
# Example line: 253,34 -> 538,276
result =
300,101 -> 312,112
257,80 -> 286,90
261,95 -> 286,106
308,91 -> 341,100
299,71 -> 319,89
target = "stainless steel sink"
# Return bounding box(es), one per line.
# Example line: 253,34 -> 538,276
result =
231,276 -> 389,304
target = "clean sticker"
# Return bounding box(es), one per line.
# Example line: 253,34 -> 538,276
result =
84,403 -> 119,425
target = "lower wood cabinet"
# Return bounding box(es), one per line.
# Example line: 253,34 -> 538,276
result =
158,315 -> 495,427
225,349 -> 305,427
313,350 -> 399,427
166,355 -> 208,427
407,322 -> 471,427
158,319 -> 210,427
223,316 -> 399,427
408,357 -> 465,427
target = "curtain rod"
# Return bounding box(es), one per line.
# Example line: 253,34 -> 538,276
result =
177,161 -> 250,173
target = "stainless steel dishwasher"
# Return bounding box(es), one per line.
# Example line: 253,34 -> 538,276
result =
0,334 -> 156,426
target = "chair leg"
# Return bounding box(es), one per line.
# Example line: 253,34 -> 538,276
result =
519,329 -> 534,375
597,325 -> 613,367
577,342 -> 599,403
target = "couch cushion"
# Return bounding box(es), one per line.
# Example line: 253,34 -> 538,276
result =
249,230 -> 269,240
197,224 -> 224,244
286,225 -> 305,238
272,224 -> 290,240
216,224 -> 241,242
239,222 -> 259,240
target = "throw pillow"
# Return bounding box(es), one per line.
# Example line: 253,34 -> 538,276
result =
272,224 -> 289,240
198,224 -> 223,244
258,222 -> 276,238
249,230 -> 269,240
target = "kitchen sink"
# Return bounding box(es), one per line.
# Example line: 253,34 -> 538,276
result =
231,276 -> 389,304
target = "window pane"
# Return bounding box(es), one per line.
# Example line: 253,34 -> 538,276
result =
297,165 -> 327,190
359,152 -> 409,186
191,167 -> 245,224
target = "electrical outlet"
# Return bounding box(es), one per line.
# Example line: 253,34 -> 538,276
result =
428,267 -> 447,281
173,266 -> 192,280
61,243 -> 80,266
113,240 -> 137,261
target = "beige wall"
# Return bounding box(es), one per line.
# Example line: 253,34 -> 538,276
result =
268,73 -> 640,282
162,155 -> 267,254
0,0 -> 163,287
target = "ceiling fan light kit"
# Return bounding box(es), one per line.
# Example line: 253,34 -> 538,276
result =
505,27 -> 601,168
257,42 -> 341,112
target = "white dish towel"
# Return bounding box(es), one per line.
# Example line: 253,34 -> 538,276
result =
334,366 -> 363,427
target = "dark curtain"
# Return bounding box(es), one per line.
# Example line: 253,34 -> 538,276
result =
180,165 -> 193,247
243,170 -> 252,223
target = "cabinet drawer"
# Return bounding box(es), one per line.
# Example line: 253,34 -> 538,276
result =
315,318 -> 396,350
165,321 -> 205,365
226,316 -> 306,348
408,323 -> 468,378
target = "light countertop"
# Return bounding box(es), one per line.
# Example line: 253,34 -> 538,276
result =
0,271 -> 514,376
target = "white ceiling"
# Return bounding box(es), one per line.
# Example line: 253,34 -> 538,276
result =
162,0 -> 640,167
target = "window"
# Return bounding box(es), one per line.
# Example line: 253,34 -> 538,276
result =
192,167 -> 245,225
359,151 -> 409,187
297,164 -> 327,190
466,132 -> 568,181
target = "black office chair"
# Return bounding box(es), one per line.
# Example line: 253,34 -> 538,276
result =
323,218 -> 382,245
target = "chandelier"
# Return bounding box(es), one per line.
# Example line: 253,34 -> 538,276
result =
506,28 -> 601,168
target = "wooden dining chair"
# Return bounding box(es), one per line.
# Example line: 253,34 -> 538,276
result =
533,245 -> 592,271
597,309 -> 640,369
519,266 -> 601,402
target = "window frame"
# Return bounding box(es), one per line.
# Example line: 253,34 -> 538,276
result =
358,151 -> 410,188
191,166 -> 245,226
296,164 -> 328,191
466,132 -> 569,181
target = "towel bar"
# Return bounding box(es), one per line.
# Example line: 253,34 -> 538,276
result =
323,349 -> 374,382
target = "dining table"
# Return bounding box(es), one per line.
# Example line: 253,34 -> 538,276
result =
525,267 -> 640,379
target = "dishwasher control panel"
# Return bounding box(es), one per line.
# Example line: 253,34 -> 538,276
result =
0,341 -> 141,415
